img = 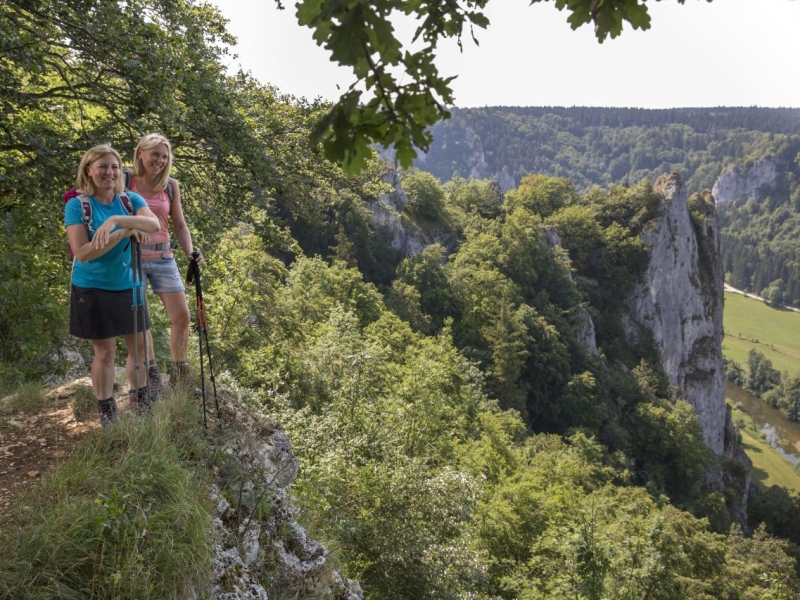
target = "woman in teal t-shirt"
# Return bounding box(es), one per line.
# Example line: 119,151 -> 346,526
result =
65,144 -> 159,426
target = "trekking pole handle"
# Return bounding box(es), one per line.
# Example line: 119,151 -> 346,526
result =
186,253 -> 199,286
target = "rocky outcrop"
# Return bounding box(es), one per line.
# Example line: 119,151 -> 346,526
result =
622,174 -> 754,523
365,169 -> 426,258
463,128 -> 488,179
624,174 -> 727,454
207,392 -> 363,600
711,156 -> 779,205
493,171 -> 516,195
366,168 -> 457,259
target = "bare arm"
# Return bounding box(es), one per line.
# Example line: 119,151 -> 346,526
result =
169,179 -> 204,265
91,206 -> 159,250
67,223 -> 147,263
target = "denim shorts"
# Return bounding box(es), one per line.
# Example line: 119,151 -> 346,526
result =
142,257 -> 186,294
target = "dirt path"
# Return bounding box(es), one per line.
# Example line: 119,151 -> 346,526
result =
0,375 -> 131,527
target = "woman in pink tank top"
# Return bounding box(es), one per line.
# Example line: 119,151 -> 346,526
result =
128,133 -> 204,406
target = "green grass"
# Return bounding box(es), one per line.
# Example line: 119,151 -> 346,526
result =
0,389 -> 214,600
723,292 -> 800,493
70,383 -> 97,420
729,401 -> 800,493
0,381 -> 50,417
723,291 -> 800,376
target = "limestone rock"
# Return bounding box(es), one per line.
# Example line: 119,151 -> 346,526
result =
366,167 -> 458,259
711,156 -> 778,205
44,340 -> 88,385
206,392 -> 362,600
493,170 -> 516,195
624,174 -> 726,454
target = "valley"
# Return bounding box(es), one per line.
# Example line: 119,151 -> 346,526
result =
723,291 -> 800,491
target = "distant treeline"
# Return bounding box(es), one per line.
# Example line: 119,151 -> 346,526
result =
417,106 -> 800,193
474,106 -> 800,134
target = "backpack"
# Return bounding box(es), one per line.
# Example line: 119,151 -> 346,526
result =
63,191 -> 135,259
123,169 -> 174,204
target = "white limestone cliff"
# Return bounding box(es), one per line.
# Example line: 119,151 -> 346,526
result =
711,156 -> 779,205
624,174 -> 727,454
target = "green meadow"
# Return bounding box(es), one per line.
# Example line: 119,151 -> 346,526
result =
723,291 -> 800,376
723,291 -> 800,492
729,400 -> 800,493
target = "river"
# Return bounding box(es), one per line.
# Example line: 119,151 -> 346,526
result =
726,381 -> 800,465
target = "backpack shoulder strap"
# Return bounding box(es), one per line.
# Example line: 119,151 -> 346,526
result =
119,193 -> 135,216
124,169 -> 133,192
76,194 -> 92,231
166,178 -> 174,203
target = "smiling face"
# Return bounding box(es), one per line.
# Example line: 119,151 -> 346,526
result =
137,143 -> 170,177
86,153 -> 121,197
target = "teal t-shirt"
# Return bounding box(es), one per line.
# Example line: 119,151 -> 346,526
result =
65,193 -> 148,291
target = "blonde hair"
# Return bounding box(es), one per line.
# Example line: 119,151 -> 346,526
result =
133,133 -> 173,191
75,144 -> 124,197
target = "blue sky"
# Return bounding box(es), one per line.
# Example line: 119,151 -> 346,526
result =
208,0 -> 800,109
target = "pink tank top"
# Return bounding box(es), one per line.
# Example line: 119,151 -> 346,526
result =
128,176 -> 173,261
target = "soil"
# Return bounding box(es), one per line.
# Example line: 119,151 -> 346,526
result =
0,374 -> 132,529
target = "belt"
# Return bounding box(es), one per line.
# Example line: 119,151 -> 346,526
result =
141,242 -> 171,251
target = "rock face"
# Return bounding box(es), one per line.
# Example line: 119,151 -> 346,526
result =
493,171 -> 516,195
624,174 -> 727,454
366,168 -> 457,259
207,392 -> 363,600
711,156 -> 778,205
365,168 -> 425,258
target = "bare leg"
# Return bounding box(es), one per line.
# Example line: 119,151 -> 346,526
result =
124,331 -> 148,390
145,329 -> 156,364
157,291 -> 191,363
92,338 -> 117,399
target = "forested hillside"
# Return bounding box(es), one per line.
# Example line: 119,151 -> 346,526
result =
3,2 -> 800,598
416,106 -> 800,307
716,137 -> 800,305
417,106 -> 800,193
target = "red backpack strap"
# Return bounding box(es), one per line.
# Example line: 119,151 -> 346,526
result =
119,193 -> 135,215
76,194 -> 93,231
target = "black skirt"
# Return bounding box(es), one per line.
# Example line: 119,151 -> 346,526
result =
70,285 -> 150,340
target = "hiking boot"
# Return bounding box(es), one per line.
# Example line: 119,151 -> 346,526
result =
129,386 -> 152,413
169,361 -> 192,388
148,362 -> 164,398
97,398 -> 118,427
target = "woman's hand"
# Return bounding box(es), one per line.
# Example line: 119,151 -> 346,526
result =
127,229 -> 151,244
189,249 -> 204,266
91,216 -> 118,249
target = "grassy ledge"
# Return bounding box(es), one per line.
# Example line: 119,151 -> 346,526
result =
0,389 -> 214,600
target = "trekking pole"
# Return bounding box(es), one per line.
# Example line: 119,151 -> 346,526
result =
135,239 -> 151,398
131,238 -> 150,408
186,251 -> 219,428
